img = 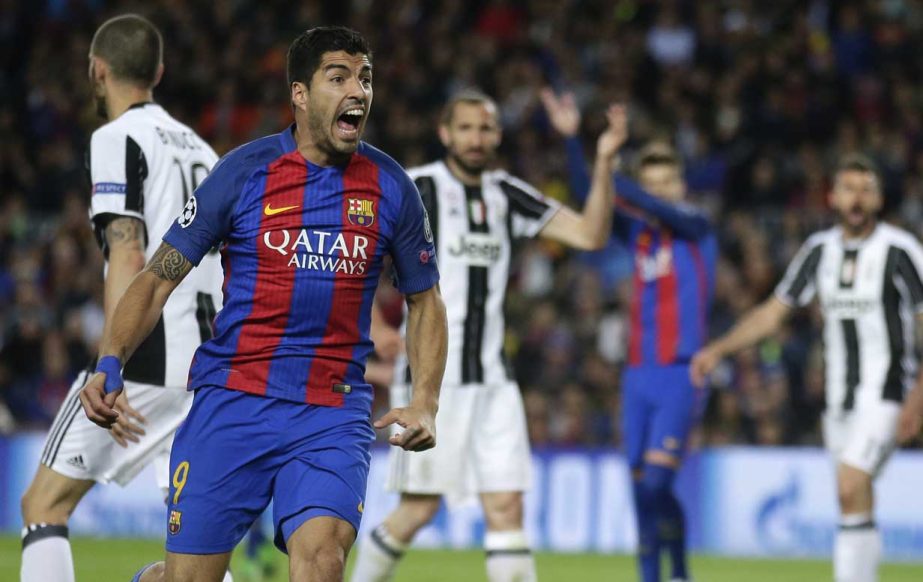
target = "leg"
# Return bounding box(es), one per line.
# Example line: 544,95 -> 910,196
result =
480,490 -> 535,582
132,553 -> 231,582
20,466 -> 94,582
349,493 -> 442,582
833,463 -> 879,582
286,516 -> 356,582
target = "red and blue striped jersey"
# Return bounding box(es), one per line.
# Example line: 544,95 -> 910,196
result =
163,126 -> 439,407
612,177 -> 717,368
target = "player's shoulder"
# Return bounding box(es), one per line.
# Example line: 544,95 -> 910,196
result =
486,169 -> 543,198
405,160 -> 446,181
211,132 -> 290,181
803,226 -> 839,249
356,142 -> 415,193
878,222 -> 923,250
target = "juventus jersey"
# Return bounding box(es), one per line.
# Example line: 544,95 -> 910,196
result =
775,223 -> 923,413
396,160 -> 560,386
88,102 -> 223,387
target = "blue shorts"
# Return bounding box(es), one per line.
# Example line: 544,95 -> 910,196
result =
165,386 -> 374,555
622,364 -> 707,470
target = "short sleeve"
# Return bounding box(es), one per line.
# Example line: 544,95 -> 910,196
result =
163,155 -> 242,266
498,176 -> 561,239
774,238 -> 823,307
88,129 -> 148,250
891,240 -> 923,313
390,174 -> 439,295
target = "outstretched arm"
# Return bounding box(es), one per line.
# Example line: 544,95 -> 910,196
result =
614,176 -> 711,240
690,296 -> 792,387
80,242 -> 193,427
899,312 -> 923,444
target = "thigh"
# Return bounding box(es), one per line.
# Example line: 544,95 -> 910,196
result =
287,515 -> 356,580
273,405 -> 375,553
622,368 -> 651,469
472,382 -> 532,494
386,383 -> 476,495
839,401 -> 900,477
645,366 -> 699,461
165,388 -> 276,555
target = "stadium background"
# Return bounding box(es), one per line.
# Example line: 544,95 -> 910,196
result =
1,0 -> 923,579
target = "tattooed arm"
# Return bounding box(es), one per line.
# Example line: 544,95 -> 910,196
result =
102,217 -> 147,341
81,242 -> 193,427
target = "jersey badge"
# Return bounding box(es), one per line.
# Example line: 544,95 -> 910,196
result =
168,509 -> 182,534
347,198 -> 375,227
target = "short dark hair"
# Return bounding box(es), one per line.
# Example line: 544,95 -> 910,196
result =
836,153 -> 880,179
90,14 -> 162,87
636,141 -> 683,174
287,26 -> 371,87
440,88 -> 498,126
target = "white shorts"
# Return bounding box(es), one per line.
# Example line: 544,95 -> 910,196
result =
41,370 -> 193,489
822,400 -> 900,478
386,381 -> 532,501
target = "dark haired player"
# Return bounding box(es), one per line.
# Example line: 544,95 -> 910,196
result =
19,14 -> 223,582
79,26 -> 448,582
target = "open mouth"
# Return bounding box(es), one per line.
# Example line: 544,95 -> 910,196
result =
336,107 -> 364,139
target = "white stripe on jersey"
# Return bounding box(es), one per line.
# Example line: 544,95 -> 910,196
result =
774,223 -> 923,412
394,161 -> 560,386
88,103 -> 224,387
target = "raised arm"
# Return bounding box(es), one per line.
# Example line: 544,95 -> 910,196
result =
614,176 -> 711,240
690,296 -> 792,387
80,242 -> 192,427
373,285 -> 447,451
538,103 -> 626,250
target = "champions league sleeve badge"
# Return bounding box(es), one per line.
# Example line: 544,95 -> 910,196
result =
178,196 -> 197,228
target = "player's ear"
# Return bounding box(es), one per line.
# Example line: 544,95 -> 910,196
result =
152,62 -> 164,89
89,55 -> 106,83
291,82 -> 309,113
438,124 -> 450,148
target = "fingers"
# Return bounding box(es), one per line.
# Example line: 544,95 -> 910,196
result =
79,375 -> 120,428
115,395 -> 147,425
373,408 -> 403,429
539,87 -> 557,110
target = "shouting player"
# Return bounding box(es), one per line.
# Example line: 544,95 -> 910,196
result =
350,90 -> 625,582
544,89 -> 716,582
692,155 -> 923,582
20,15 -> 223,582
79,26 -> 448,582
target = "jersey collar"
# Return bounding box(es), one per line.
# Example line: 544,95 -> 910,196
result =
280,124 -> 298,152
126,101 -> 154,111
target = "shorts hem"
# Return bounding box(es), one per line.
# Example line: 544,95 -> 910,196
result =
276,505 -> 359,553
42,461 -> 111,485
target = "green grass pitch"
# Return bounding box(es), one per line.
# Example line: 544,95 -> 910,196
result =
1,535 -> 922,581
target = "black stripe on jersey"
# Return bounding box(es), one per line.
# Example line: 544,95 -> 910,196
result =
841,319 -> 860,411
883,246 -> 907,403
499,179 -> 549,220
839,249 -> 859,289
462,185 -> 489,384
894,247 -> 923,306
125,136 -> 148,214
195,292 -> 217,343
415,176 -> 439,249
123,314 -> 166,386
783,244 -> 823,302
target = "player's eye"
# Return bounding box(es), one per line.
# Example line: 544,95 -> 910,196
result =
331,76 -> 344,84
361,77 -> 372,87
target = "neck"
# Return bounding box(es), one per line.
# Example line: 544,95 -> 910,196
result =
842,219 -> 877,241
445,156 -> 482,186
293,123 -> 348,167
106,83 -> 154,121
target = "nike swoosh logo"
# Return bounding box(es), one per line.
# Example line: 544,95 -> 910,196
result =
264,203 -> 299,216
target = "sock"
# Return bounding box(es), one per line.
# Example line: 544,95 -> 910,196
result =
484,529 -> 536,582
222,571 -> 233,582
661,490 -> 688,580
130,562 -> 158,582
633,465 -> 677,582
349,524 -> 407,582
21,523 -> 74,582
834,513 -> 880,582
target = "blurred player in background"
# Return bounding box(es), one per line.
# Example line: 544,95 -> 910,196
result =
692,156 -> 923,582
19,14 -> 224,582
543,90 -> 716,582
79,26 -> 448,582
351,89 -> 625,582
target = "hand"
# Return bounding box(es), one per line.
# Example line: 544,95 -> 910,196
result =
78,372 -> 121,428
898,401 -> 923,445
540,88 -> 581,137
374,404 -> 436,452
109,391 -> 147,447
596,104 -> 628,163
690,345 -> 723,388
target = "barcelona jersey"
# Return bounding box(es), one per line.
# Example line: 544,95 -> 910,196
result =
164,125 -> 439,408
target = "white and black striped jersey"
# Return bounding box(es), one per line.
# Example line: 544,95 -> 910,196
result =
88,102 -> 223,387
774,223 -> 923,413
395,160 -> 560,386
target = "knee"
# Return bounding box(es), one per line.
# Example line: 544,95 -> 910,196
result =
484,493 -> 524,531
837,474 -> 870,512
290,543 -> 346,579
20,486 -> 60,524
401,497 -> 442,528
641,464 -> 674,497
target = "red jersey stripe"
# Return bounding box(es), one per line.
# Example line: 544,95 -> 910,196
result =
655,230 -> 679,364
227,153 -> 307,395
304,154 -> 382,406
628,229 -> 650,366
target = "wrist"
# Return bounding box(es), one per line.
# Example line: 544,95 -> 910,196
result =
410,391 -> 438,415
95,355 -> 124,394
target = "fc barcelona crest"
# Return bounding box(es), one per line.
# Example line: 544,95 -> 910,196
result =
347,198 -> 375,227
168,510 -> 182,535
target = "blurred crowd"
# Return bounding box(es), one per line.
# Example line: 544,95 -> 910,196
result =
2,0 -> 923,451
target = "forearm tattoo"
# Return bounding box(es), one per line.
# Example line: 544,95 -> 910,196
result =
105,217 -> 145,246
146,243 -> 192,281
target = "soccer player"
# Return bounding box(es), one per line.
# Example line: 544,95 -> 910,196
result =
543,89 -> 716,582
692,155 -> 923,582
79,26 -> 448,582
350,90 -> 625,582
19,15 -> 224,582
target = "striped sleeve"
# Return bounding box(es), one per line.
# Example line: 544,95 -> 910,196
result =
774,236 -> 824,307
88,128 -> 148,254
892,238 -> 923,313
498,175 -> 560,239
